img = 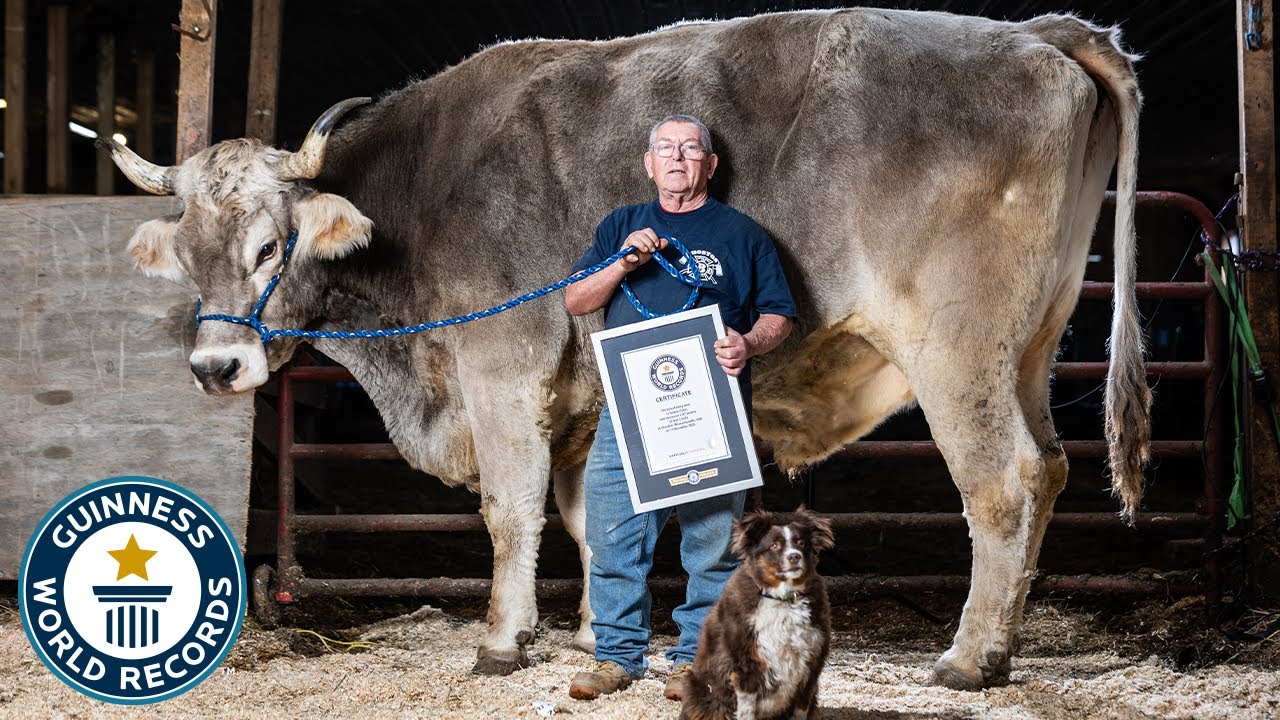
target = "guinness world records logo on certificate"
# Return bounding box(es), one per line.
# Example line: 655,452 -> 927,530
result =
591,305 -> 763,513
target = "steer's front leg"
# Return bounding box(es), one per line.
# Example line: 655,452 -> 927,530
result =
460,368 -> 554,676
472,463 -> 548,675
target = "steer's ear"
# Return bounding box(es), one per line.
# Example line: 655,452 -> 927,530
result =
127,217 -> 186,282
292,193 -> 373,261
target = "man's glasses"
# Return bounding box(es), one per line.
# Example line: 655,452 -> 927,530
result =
651,142 -> 708,159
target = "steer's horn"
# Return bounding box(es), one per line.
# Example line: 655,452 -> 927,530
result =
274,97 -> 372,181
96,138 -> 176,195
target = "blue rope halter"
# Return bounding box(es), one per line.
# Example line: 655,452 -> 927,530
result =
195,230 -> 702,345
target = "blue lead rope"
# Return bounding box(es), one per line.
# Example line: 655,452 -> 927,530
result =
196,230 -> 702,345
620,238 -> 702,319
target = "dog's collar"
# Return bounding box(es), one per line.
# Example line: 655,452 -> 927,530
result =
759,588 -> 804,604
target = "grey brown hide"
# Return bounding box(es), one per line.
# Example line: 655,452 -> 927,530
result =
103,9 -> 1149,688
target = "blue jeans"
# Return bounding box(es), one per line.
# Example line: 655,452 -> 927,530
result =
585,405 -> 746,679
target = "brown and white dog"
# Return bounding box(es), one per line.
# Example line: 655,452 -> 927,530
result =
680,507 -> 834,720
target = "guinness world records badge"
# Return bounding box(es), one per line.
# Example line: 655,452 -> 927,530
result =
18,476 -> 246,704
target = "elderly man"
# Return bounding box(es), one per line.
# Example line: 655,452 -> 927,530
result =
564,115 -> 796,701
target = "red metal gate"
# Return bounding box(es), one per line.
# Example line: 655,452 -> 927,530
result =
252,191 -> 1223,621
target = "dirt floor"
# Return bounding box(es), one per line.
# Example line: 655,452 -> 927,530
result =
1,591 -> 1278,720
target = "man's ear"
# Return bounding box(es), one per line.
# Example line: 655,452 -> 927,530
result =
292,193 -> 373,261
127,217 -> 186,282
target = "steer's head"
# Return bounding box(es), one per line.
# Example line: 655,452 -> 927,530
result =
103,98 -> 373,395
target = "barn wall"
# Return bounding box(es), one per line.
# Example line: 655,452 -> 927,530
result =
0,196 -> 252,578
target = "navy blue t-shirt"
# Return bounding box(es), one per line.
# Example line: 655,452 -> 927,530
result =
572,198 -> 797,408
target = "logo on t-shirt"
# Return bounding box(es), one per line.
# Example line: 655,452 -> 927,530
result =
680,249 -> 724,285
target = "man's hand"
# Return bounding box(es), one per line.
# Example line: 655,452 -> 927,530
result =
715,328 -> 750,377
713,315 -> 793,376
619,228 -> 668,270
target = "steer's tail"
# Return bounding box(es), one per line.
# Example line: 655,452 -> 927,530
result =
1028,15 -> 1151,523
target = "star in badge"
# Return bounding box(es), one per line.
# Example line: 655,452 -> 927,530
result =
108,534 -> 157,581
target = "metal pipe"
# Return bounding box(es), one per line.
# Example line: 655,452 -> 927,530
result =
293,513 -> 565,534
287,510 -> 1205,534
291,443 -> 402,461
1052,361 -> 1211,380
291,573 -> 1200,600
275,372 -> 299,603
1107,191 -> 1222,243
284,364 -> 354,382
1200,206 -> 1225,608
835,440 -> 1203,459
1079,282 -> 1213,301
819,511 -> 1207,531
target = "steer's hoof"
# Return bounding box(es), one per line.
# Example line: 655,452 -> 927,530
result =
930,657 -> 985,691
471,648 -> 529,676
985,653 -> 1013,686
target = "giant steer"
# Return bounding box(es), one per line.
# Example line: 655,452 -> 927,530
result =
104,9 -> 1148,687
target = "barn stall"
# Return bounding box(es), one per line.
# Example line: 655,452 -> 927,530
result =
0,0 -> 1277,717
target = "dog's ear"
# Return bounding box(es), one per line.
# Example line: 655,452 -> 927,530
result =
794,506 -> 836,551
732,510 -> 776,556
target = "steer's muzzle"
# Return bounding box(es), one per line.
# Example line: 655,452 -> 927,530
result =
189,343 -> 269,395
191,355 -> 242,394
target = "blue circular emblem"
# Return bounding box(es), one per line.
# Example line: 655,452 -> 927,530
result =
650,354 -> 687,392
18,476 -> 246,705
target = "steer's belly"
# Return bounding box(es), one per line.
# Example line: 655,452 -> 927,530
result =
753,317 -> 915,472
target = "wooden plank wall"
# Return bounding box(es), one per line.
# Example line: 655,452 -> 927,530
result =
0,197 -> 253,578
176,0 -> 217,161
1237,0 -> 1280,590
4,0 -> 26,194
246,0 -> 283,144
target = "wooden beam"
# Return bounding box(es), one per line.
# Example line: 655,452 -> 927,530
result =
45,4 -> 69,193
4,0 -> 26,194
175,0 -> 217,161
95,34 -> 115,196
1237,0 -> 1279,591
245,0 -> 283,144
136,51 -> 155,161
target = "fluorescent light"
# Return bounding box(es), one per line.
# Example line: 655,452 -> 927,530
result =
67,122 -> 128,146
0,98 -> 8,109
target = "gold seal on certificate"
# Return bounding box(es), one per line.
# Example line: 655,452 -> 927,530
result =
592,306 -> 763,513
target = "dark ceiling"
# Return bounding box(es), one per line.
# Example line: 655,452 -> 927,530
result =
4,1 -> 1246,200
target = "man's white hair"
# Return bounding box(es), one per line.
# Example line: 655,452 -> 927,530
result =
648,114 -> 714,155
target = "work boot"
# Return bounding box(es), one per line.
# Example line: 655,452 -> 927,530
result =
568,661 -> 633,700
664,663 -> 693,701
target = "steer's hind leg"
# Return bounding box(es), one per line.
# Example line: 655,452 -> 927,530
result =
905,349 -> 1045,690
991,316 -> 1075,680
553,464 -> 595,653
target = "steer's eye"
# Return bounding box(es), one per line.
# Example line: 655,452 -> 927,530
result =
257,241 -> 277,264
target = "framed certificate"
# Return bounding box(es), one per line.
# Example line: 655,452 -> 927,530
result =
591,305 -> 763,513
